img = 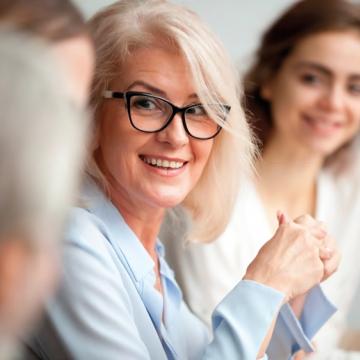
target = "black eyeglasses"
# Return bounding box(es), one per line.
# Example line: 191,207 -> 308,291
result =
103,90 -> 230,140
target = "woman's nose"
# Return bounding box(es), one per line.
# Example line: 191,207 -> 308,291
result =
156,113 -> 189,147
319,84 -> 345,112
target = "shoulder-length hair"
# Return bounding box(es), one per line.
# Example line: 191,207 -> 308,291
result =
244,0 -> 360,171
87,0 -> 255,243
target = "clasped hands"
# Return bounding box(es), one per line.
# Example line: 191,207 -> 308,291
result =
244,211 -> 341,302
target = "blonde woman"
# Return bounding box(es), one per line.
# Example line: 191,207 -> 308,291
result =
27,1 -> 338,359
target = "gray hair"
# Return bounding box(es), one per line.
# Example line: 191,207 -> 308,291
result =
0,31 -> 88,243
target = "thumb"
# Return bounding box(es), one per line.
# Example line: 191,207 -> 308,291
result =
277,210 -> 290,225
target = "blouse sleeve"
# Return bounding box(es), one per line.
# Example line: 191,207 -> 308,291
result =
202,280 -> 285,359
267,286 -> 337,358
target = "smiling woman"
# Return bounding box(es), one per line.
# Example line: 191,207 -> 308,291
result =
96,47 -> 216,213
27,1 -> 339,359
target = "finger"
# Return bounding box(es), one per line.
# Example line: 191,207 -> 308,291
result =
322,234 -> 336,248
322,250 -> 341,281
309,227 -> 327,240
294,214 -> 317,227
319,246 -> 333,261
317,221 -> 327,233
277,210 -> 290,225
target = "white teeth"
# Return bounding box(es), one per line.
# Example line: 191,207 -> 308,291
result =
142,157 -> 184,169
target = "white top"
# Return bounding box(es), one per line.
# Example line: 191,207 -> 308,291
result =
163,169 -> 360,359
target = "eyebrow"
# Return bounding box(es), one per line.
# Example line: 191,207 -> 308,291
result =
294,61 -> 360,81
294,61 -> 332,77
126,80 -> 199,101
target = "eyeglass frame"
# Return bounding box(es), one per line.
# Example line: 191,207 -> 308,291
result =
103,90 -> 230,140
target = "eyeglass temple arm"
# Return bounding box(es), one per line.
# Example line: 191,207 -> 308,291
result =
103,90 -> 124,99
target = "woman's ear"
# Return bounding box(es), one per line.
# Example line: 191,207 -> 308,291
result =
260,81 -> 273,101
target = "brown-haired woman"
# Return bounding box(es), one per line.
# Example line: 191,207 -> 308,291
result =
165,0 -> 360,358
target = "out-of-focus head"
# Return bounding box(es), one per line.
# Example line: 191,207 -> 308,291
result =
87,0 -> 255,242
0,0 -> 94,107
244,0 -> 360,167
0,32 -> 88,350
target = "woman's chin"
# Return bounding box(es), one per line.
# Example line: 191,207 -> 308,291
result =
150,190 -> 187,209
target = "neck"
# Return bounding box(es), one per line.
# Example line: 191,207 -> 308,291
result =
260,134 -> 324,189
256,136 -> 324,228
110,188 -> 165,257
96,154 -> 165,257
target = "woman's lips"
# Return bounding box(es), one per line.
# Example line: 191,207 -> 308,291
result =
302,114 -> 343,136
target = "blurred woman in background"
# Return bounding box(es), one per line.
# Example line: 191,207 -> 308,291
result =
164,0 -> 360,358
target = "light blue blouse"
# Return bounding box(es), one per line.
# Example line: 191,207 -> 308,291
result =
27,179 -> 336,360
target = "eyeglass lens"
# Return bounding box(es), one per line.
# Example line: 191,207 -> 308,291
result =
128,94 -> 221,139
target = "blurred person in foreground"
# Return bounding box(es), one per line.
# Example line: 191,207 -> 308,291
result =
26,1 -> 339,359
0,0 -> 94,108
163,0 -> 360,358
0,32 -> 88,359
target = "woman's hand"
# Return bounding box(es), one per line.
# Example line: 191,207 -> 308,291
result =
319,231 -> 340,282
244,212 -> 336,301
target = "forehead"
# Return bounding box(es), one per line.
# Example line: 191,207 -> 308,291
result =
285,30 -> 360,75
111,46 -> 196,100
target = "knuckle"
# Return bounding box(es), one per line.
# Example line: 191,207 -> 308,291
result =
294,214 -> 305,224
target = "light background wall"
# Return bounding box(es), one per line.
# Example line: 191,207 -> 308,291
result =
73,0 -> 294,68
73,0 -> 360,329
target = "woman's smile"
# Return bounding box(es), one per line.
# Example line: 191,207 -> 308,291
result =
139,154 -> 188,177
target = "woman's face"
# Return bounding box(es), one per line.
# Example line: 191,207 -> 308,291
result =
96,46 -> 214,211
262,30 -> 360,158
52,35 -> 94,107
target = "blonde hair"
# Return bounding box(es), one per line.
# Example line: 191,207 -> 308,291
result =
0,31 -> 88,243
87,0 -> 255,243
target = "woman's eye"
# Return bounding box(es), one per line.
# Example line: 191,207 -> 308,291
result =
348,83 -> 360,95
300,73 -> 322,85
133,97 -> 157,110
188,105 -> 207,116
